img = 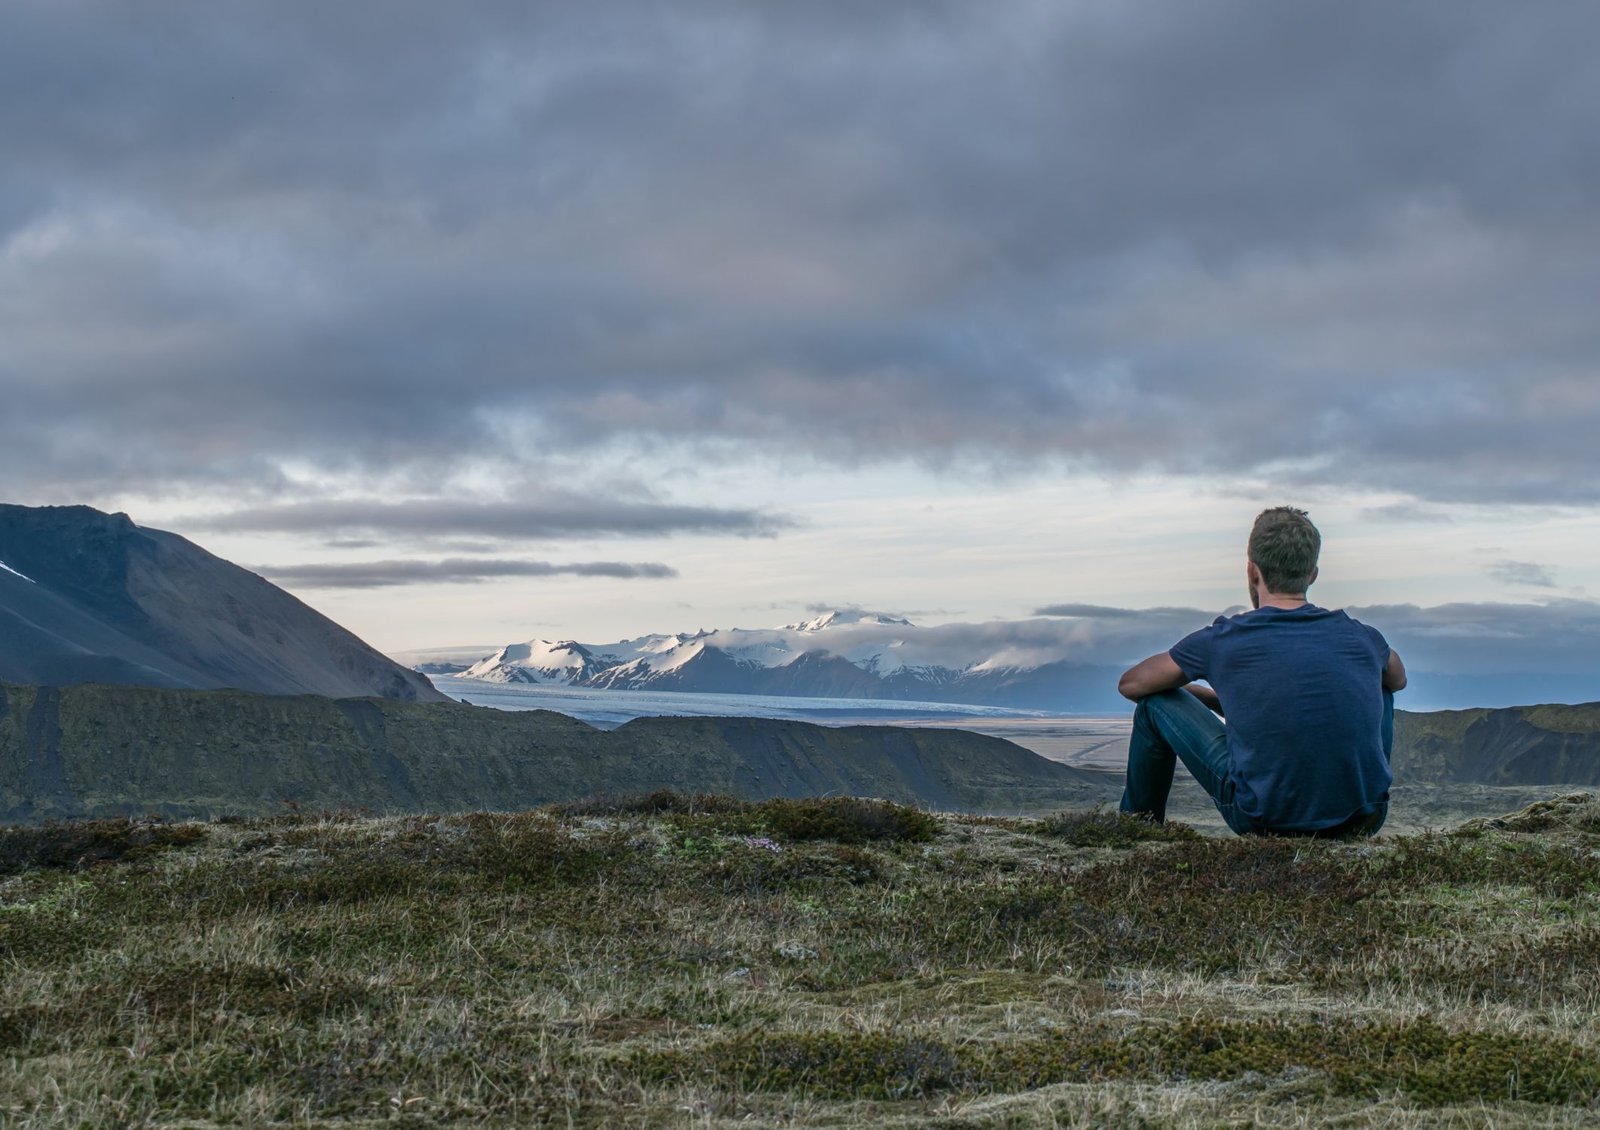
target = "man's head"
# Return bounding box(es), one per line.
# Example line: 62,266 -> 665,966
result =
1248,506 -> 1320,599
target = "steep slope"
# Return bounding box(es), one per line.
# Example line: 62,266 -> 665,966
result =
0,504 -> 445,702
1393,702 -> 1600,785
0,682 -> 1106,822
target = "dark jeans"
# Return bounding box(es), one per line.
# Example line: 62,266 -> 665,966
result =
1119,688 -> 1393,837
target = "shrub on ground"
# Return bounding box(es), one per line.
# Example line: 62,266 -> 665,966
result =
1028,807 -> 1201,846
548,790 -> 746,818
753,797 -> 939,844
0,818 -> 206,875
550,791 -> 939,844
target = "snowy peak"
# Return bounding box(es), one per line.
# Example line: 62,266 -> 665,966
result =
455,612 -> 933,691
463,639 -> 602,684
428,606 -> 1155,711
783,609 -> 914,632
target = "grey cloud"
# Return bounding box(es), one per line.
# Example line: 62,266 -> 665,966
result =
799,601 -> 949,619
1345,598 -> 1600,684
3,3 -> 1600,503
1038,597 -> 1600,684
257,557 -> 677,589
1035,603 -> 1146,620
1487,560 -> 1558,588
192,498 -> 787,541
1021,599 -> 1600,707
1360,504 -> 1455,525
324,538 -> 381,550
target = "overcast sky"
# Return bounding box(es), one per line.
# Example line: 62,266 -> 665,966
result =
3,2 -> 1598,699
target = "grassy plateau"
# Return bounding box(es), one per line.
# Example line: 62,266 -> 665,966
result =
3,791 -> 1600,1128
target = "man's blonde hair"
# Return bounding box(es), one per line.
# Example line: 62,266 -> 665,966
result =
1249,507 -> 1320,595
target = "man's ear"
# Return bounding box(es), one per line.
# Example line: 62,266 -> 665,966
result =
1246,560 -> 1262,586
1308,566 -> 1319,587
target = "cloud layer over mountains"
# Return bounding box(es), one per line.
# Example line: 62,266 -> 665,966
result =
5,1 -> 1600,517
442,600 -> 1600,711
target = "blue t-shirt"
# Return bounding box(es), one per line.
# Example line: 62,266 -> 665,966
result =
1169,604 -> 1392,832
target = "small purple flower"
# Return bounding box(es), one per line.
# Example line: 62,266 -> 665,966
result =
743,835 -> 783,853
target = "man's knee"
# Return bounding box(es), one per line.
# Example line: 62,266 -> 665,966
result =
1132,687 -> 1185,728
1130,693 -> 1160,737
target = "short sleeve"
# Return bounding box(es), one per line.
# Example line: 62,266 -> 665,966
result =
1169,618 -> 1222,681
1364,622 -> 1390,662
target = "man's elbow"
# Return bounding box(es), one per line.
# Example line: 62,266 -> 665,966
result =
1383,651 -> 1408,692
1117,672 -> 1146,701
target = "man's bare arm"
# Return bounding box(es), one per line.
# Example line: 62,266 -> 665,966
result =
1118,652 -> 1190,701
1383,648 -> 1407,692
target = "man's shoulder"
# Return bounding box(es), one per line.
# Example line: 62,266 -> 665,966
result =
1246,605 -> 1390,658
1215,605 -> 1379,642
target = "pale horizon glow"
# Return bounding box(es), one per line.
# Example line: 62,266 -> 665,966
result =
123,464 -> 1597,657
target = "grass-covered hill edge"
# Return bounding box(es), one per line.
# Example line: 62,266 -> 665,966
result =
0,682 -> 1106,824
2,792 -> 1598,1127
1394,699 -> 1600,785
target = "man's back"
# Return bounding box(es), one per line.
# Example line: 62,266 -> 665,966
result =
1171,605 -> 1391,831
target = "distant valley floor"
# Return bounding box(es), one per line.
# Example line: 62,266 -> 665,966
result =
438,676 -> 1133,767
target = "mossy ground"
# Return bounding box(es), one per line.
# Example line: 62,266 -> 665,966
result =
3,793 -> 1599,1127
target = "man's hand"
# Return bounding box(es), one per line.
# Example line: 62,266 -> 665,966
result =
1185,682 -> 1224,716
1118,652 -> 1190,701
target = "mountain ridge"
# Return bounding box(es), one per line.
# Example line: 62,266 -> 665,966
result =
0,504 -> 445,702
433,611 -> 1130,712
0,681 -> 1106,823
1393,700 -> 1600,785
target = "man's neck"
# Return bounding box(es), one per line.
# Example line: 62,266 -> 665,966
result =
1257,592 -> 1309,611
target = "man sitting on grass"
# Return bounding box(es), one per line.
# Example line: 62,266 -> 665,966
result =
1117,506 -> 1406,837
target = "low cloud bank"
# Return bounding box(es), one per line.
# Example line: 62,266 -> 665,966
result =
199,497 -> 788,542
259,558 -> 677,589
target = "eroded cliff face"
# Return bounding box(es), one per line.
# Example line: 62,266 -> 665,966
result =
0,682 -> 1103,823
0,504 -> 445,702
1394,703 -> 1600,785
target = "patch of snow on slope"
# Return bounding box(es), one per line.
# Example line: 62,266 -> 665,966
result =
638,638 -> 708,675
0,559 -> 34,583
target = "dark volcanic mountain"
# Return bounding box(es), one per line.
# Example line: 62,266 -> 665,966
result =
0,504 -> 444,702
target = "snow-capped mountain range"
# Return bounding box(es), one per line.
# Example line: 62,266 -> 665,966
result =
398,600 -> 1600,715
431,609 -> 1146,712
